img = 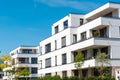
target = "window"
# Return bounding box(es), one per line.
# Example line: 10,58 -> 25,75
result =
39,60 -> 42,69
73,34 -> 77,44
55,26 -> 59,34
81,50 -> 87,60
18,58 -> 29,64
62,53 -> 67,65
62,71 -> 67,77
100,27 -> 107,37
55,40 -> 57,50
31,67 -> 37,74
22,49 -> 32,54
81,32 -> 86,41
45,43 -> 51,53
55,56 -> 57,66
61,36 -> 66,48
31,57 -> 37,64
40,47 -> 42,55
80,18 -> 83,26
63,20 -> 68,29
45,58 -> 51,68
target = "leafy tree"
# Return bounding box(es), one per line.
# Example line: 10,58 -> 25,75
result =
95,52 -> 111,78
74,50 -> 84,79
0,54 -> 30,80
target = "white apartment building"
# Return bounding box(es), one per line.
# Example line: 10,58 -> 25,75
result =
38,2 -> 120,80
3,46 -> 39,80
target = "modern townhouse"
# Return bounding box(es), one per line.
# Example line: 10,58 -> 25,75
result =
38,2 -> 120,80
3,46 -> 39,80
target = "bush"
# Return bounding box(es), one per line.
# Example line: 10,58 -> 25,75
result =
83,76 -> 115,80
69,76 -> 79,80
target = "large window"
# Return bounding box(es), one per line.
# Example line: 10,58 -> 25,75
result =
55,26 -> 59,34
31,57 -> 37,64
61,36 -> 66,48
63,20 -> 68,29
31,67 -> 38,74
22,49 -> 32,54
45,58 -> 51,68
62,53 -> 67,65
45,43 -> 51,53
81,32 -> 86,41
18,58 -> 29,64
73,34 -> 77,44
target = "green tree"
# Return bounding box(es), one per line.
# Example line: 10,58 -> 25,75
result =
95,52 -> 111,78
19,66 -> 30,80
74,50 -> 84,79
0,54 -> 30,80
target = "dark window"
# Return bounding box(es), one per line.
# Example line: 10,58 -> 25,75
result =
45,43 -> 51,53
62,71 -> 67,77
31,57 -> 37,64
19,58 -> 29,64
73,34 -> 77,44
61,36 -> 66,48
55,56 -> 57,66
62,53 -> 67,65
93,49 -> 99,58
55,40 -> 57,50
45,58 -> 51,68
82,69 -> 88,77
81,50 -> 87,60
81,32 -> 86,41
100,47 -> 109,57
22,49 -> 32,54
31,67 -> 37,74
100,27 -> 107,37
63,20 -> 68,29
55,26 -> 59,34
80,18 -> 83,26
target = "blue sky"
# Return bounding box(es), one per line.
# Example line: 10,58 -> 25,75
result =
0,0 -> 120,54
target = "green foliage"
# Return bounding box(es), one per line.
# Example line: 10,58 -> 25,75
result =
84,76 -> 115,80
74,52 -> 84,69
31,76 -> 115,80
95,52 -> 110,77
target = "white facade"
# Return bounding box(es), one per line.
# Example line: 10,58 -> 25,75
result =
3,46 -> 39,80
38,2 -> 120,80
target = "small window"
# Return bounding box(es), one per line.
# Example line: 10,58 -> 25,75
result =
55,40 -> 57,50
80,18 -> 83,26
55,56 -> 57,66
73,34 -> 77,44
62,71 -> 67,77
45,58 -> 51,68
39,60 -> 42,69
61,36 -> 66,48
63,20 -> 68,29
81,32 -> 86,41
45,43 -> 51,53
62,53 -> 67,65
40,47 -> 42,55
55,26 -> 59,34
